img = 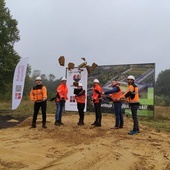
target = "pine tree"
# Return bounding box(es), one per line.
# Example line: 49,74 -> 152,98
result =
0,0 -> 20,97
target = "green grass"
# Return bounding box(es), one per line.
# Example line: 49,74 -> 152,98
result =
139,106 -> 170,132
125,109 -> 154,117
140,117 -> 170,132
0,101 -> 169,132
0,100 -> 56,118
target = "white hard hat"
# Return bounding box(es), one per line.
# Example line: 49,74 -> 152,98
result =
93,79 -> 99,83
127,75 -> 135,80
61,77 -> 67,81
78,83 -> 83,87
35,76 -> 42,81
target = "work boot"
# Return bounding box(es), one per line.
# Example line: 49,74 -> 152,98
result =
31,123 -> 36,128
77,119 -> 81,125
91,121 -> 97,125
77,120 -> 81,125
128,130 -> 137,135
94,123 -> 101,127
78,120 -> 84,126
42,123 -> 47,128
59,120 -> 64,125
110,126 -> 119,129
54,120 -> 61,126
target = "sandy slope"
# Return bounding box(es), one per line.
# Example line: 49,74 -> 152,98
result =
0,114 -> 170,170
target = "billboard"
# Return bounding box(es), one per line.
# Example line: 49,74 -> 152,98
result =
87,63 -> 155,117
65,67 -> 88,111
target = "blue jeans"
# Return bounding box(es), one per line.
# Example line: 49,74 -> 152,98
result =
113,102 -> 123,127
55,101 -> 65,122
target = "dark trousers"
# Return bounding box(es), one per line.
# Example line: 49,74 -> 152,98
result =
32,101 -> 47,125
94,101 -> 102,124
114,102 -> 123,127
77,103 -> 85,122
130,104 -> 139,131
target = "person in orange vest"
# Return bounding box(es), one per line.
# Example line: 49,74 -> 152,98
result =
75,83 -> 86,125
120,75 -> 140,135
91,79 -> 103,127
102,81 -> 123,129
54,77 -> 68,126
30,76 -> 47,128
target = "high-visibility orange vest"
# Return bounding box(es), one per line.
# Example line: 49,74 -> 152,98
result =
123,84 -> 139,103
75,93 -> 86,104
92,84 -> 102,103
30,85 -> 47,101
111,88 -> 122,102
56,84 -> 68,102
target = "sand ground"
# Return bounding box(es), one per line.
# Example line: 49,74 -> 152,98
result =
0,113 -> 170,170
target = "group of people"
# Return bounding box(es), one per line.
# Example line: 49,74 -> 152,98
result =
29,75 -> 140,135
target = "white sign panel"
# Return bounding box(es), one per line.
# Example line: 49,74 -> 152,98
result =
65,67 -> 88,111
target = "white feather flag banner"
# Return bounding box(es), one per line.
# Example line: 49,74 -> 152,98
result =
12,58 -> 29,110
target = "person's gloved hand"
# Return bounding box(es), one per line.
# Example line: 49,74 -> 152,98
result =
43,97 -> 47,101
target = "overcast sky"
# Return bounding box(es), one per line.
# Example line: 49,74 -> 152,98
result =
5,0 -> 170,79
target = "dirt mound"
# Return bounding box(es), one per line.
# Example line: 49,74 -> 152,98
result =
0,114 -> 170,170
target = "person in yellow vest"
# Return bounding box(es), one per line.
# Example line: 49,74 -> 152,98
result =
91,79 -> 103,127
102,81 -> 123,129
30,77 -> 47,128
120,75 -> 140,135
75,83 -> 86,125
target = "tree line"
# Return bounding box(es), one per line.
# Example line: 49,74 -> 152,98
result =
0,0 -> 170,106
23,69 -> 61,100
0,0 -> 60,100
